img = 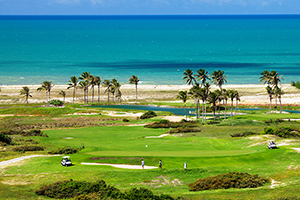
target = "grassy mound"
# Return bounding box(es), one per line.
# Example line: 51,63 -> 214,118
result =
188,172 -> 269,191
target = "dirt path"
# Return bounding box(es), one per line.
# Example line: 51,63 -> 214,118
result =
81,162 -> 157,169
0,155 -> 60,167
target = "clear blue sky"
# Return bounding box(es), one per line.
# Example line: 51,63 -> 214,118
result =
0,0 -> 299,15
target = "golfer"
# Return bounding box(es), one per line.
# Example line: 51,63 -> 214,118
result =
184,162 -> 187,171
159,160 -> 162,169
141,159 -> 144,169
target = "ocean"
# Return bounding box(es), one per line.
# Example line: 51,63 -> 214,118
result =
0,15 -> 300,85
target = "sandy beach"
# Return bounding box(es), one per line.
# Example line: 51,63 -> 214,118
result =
1,84 -> 300,106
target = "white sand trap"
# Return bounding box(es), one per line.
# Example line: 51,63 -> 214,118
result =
161,116 -> 185,122
81,162 -> 157,169
145,134 -> 169,139
293,148 -> 300,153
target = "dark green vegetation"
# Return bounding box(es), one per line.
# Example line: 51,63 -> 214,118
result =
1,105 -> 300,199
35,179 -> 177,200
291,81 -> 300,89
188,172 -> 269,191
140,110 -> 157,119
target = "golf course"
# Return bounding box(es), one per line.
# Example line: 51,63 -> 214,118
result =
1,103 -> 300,199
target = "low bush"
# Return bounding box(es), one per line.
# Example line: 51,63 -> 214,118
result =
0,133 -> 11,144
261,127 -> 300,138
264,118 -> 284,124
140,110 -> 157,119
168,127 -> 201,134
48,146 -> 80,154
188,172 -> 269,191
230,131 -> 257,137
13,145 -> 44,152
144,120 -> 197,129
0,129 -> 22,135
49,99 -> 64,106
123,118 -> 129,122
22,129 -> 48,137
35,180 -> 177,200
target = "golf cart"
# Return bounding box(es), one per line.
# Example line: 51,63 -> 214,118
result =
61,156 -> 72,166
268,140 -> 277,149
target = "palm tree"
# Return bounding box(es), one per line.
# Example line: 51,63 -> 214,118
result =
20,86 -> 32,107
59,90 -> 66,105
211,70 -> 227,91
37,81 -> 53,105
222,89 -> 229,120
176,91 -> 189,120
259,70 -> 272,85
275,87 -> 284,114
195,68 -> 210,87
228,89 -> 236,120
199,83 -> 210,122
115,90 -> 122,103
128,75 -> 140,103
95,76 -> 102,103
189,83 -> 201,120
270,71 -> 283,108
209,91 -> 220,120
102,79 -> 112,103
215,89 -> 222,118
89,75 -> 96,104
182,69 -> 196,85
67,75 -> 78,104
111,79 -> 121,103
78,81 -> 89,104
266,86 -> 274,114
79,71 -> 91,103
234,90 -> 240,116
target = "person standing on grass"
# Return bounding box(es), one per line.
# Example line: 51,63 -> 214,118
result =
159,160 -> 162,169
141,159 -> 144,169
184,162 -> 187,171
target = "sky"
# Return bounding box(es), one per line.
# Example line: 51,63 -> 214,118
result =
0,0 -> 299,15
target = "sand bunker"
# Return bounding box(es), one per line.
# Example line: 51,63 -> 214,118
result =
81,162 -> 157,169
145,134 -> 169,138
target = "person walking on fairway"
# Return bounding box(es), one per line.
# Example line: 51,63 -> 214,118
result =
141,159 -> 144,169
159,160 -> 162,169
184,162 -> 187,171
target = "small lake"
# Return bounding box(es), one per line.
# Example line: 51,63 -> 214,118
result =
92,105 -> 300,116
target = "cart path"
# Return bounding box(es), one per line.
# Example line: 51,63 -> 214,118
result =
81,162 -> 158,169
0,155 -> 60,167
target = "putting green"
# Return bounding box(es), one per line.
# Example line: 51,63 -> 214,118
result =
86,149 -> 257,157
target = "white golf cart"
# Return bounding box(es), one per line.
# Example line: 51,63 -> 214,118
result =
61,156 -> 72,166
268,140 -> 277,149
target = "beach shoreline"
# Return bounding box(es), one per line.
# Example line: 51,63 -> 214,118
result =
1,84 -> 300,106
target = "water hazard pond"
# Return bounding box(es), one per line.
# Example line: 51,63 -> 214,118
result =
91,105 -> 300,116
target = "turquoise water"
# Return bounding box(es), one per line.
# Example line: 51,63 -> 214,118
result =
1,15 -> 300,85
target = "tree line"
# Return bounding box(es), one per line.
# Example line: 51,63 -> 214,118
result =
20,73 -> 140,106
177,69 -> 284,121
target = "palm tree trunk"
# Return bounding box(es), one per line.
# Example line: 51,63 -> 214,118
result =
235,100 -> 238,116
86,88 -> 89,104
195,99 -> 198,120
269,96 -> 272,114
218,100 -> 221,118
135,84 -> 138,103
231,100 -> 233,120
202,100 -> 204,122
224,100 -> 227,120
279,96 -> 282,114
92,86 -> 94,103
213,103 -> 216,120
184,103 -> 187,120
204,101 -> 207,122
26,96 -> 28,107
73,87 -> 75,104
107,92 -> 110,103
98,85 -> 100,103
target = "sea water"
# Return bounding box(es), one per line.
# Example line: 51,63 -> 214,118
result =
0,15 -> 300,85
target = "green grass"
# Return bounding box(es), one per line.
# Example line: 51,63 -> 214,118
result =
2,106 -> 300,199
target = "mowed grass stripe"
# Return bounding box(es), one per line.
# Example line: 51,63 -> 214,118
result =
87,150 -> 257,157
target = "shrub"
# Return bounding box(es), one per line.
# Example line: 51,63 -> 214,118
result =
230,131 -> 257,137
261,126 -> 300,138
140,111 -> 157,119
168,127 -> 201,134
35,180 -> 176,200
123,118 -> 129,122
188,172 -> 269,191
0,133 -> 12,144
0,129 -> 22,135
291,81 -> 300,89
48,146 -> 80,154
13,145 -> 44,152
144,120 -> 197,129
22,129 -> 48,137
49,99 -> 64,106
